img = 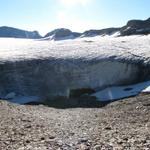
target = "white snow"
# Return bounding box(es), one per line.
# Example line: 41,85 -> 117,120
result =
0,35 -> 150,64
41,35 -> 75,41
109,31 -> 121,37
92,81 -> 150,101
5,92 -> 16,99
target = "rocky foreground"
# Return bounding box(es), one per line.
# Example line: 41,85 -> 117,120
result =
0,95 -> 150,150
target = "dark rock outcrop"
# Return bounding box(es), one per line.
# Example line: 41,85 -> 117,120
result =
81,17 -> 150,37
44,28 -> 81,40
121,18 -> 150,36
82,28 -> 120,37
0,26 -> 42,39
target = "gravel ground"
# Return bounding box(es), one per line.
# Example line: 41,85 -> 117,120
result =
0,94 -> 150,150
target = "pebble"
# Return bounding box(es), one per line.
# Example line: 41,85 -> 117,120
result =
79,143 -> 89,150
78,138 -> 88,143
94,145 -> 101,150
104,126 -> 112,130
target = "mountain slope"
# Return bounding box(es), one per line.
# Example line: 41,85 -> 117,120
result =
0,26 -> 42,39
0,17 -> 150,40
44,28 -> 81,40
82,28 -> 120,37
120,18 -> 150,36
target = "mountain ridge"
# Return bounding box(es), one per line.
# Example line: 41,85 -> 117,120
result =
0,17 -> 150,39
0,26 -> 42,39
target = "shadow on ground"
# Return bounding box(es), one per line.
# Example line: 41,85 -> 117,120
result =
25,96 -> 110,109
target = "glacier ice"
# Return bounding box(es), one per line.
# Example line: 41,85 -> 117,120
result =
0,35 -> 150,103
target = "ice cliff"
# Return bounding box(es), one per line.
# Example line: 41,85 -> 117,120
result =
0,35 -> 150,101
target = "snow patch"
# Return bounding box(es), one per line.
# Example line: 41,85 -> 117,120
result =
93,81 -> 150,101
5,92 -> 16,99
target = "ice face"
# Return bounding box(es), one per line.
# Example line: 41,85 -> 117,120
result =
0,35 -> 150,101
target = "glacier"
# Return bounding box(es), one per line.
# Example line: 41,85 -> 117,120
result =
0,35 -> 150,103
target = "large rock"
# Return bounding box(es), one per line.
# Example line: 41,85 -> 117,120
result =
0,26 -> 42,39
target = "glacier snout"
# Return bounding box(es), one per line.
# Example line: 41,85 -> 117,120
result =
0,59 -> 146,101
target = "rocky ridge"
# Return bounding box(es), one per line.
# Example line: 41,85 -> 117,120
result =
0,26 -> 42,39
120,17 -> 150,36
44,28 -> 81,40
0,17 -> 150,39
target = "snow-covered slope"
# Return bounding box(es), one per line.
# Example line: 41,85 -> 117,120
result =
0,35 -> 150,102
0,26 -> 41,39
81,28 -> 120,37
0,35 -> 150,64
43,28 -> 81,41
121,17 -> 150,36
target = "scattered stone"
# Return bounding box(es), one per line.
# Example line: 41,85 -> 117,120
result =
25,140 -> 30,144
78,138 -> 88,143
49,136 -> 55,139
79,143 -> 89,150
104,126 -> 112,130
25,125 -> 32,128
40,137 -> 45,140
94,145 -> 102,150
117,139 -> 123,145
0,93 -> 150,149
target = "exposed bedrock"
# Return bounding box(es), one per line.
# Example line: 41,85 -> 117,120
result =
0,59 -> 150,100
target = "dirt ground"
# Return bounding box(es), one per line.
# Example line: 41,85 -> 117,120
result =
0,94 -> 150,150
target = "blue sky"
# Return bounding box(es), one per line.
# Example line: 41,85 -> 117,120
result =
0,0 -> 149,35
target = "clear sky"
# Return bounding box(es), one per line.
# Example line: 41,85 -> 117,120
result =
0,0 -> 150,36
